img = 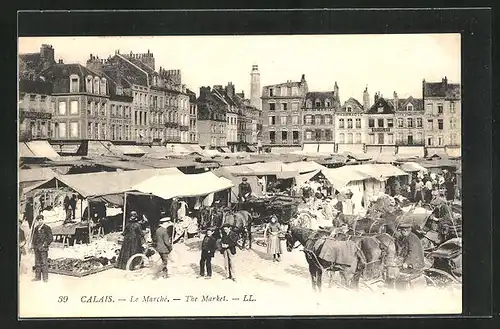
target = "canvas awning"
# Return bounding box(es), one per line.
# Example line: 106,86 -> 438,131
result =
87,141 -> 115,156
303,144 -> 318,153
130,172 -> 234,200
321,166 -> 375,191
295,169 -> 321,186
400,162 -> 428,173
19,168 -> 57,183
243,161 -> 292,176
354,164 -> 408,179
25,141 -> 60,158
19,143 -> 36,157
23,168 -> 184,197
318,144 -> 335,154
111,145 -> 146,156
285,161 -> 326,173
275,171 -> 300,179
247,145 -> 258,152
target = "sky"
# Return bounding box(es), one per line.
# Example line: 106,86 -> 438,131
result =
18,34 -> 460,102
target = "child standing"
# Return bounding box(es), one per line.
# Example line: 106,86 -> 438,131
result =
199,227 -> 217,279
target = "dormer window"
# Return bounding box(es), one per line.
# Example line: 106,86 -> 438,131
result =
70,74 -> 79,93
346,106 -> 353,112
269,88 -> 275,97
315,100 -> 321,108
377,107 -> 384,113
325,99 -> 331,107
86,76 -> 93,93
100,78 -> 107,95
94,77 -> 100,94
406,104 -> 413,111
306,100 -> 313,108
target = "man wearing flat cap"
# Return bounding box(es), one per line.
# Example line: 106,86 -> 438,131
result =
31,214 -> 53,282
199,226 -> 217,279
220,223 -> 239,281
396,222 -> 425,275
155,216 -> 173,279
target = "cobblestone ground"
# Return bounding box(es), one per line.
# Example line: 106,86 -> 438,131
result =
19,234 -> 462,317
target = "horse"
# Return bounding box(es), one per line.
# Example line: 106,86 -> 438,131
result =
222,210 -> 254,249
286,225 -> 397,292
285,225 -> 365,292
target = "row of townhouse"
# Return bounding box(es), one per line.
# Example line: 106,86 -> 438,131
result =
261,75 -> 461,156
196,82 -> 261,151
18,45 -> 198,145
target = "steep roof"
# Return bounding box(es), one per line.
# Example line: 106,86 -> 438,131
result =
424,80 -> 461,99
340,97 -> 365,113
263,80 -> 302,88
19,79 -> 53,95
40,63 -> 105,93
390,96 -> 424,112
306,91 -> 335,102
366,97 -> 395,114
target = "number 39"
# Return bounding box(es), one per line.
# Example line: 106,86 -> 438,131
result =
58,296 -> 68,303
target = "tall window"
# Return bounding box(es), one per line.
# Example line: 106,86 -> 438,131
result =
368,134 -> 375,144
339,133 -> 345,143
281,131 -> 288,141
426,104 -> 433,114
70,122 -> 79,138
427,119 -> 433,130
293,131 -> 299,141
407,118 -> 414,128
387,118 -> 394,128
281,87 -> 287,97
387,134 -> 394,144
58,122 -> 67,138
450,118 -> 456,129
100,78 -> 107,95
292,115 -> 299,125
355,133 -> 361,143
450,133 -> 457,145
378,133 -> 384,144
305,131 -> 312,140
269,131 -> 276,141
407,134 -> 413,145
269,116 -> 275,125
305,115 -> 313,124
325,115 -> 331,124
87,123 -> 92,139
450,102 -> 456,113
58,101 -> 67,115
397,133 -> 403,143
416,132 -> 423,143
280,116 -> 287,125
269,103 -> 276,111
427,136 -> 433,146
70,101 -> 78,115
291,103 -> 298,111
347,133 -> 353,144
281,103 -> 288,111
94,77 -> 100,94
377,119 -> 384,128
438,136 -> 443,146
355,118 -> 361,128
339,118 -> 345,128
438,104 -> 444,114
417,118 -> 423,128
438,119 -> 444,130
315,115 -> 322,125
368,119 -> 375,128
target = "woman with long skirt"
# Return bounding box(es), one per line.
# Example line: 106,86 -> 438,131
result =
264,215 -> 283,262
116,211 -> 145,270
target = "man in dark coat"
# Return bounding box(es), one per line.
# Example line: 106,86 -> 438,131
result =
154,216 -> 173,278
220,224 -> 239,281
238,177 -> 252,202
23,198 -> 34,228
396,222 -> 425,275
170,198 -> 180,221
69,194 -> 78,220
199,226 -> 217,278
31,215 -> 53,282
63,194 -> 72,224
116,211 -> 145,270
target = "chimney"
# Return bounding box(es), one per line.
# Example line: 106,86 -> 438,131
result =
393,91 -> 399,110
225,82 -> 235,98
334,81 -> 339,102
58,59 -> 64,64
374,92 -> 379,103
363,85 -> 370,110
301,74 -> 306,82
199,86 -> 211,100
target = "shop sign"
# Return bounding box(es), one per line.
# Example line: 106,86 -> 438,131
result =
371,128 -> 390,133
20,110 -> 52,120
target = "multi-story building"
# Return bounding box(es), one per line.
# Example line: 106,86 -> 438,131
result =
107,78 -> 134,141
365,93 -> 397,156
197,86 -> 227,148
261,74 -> 308,153
86,50 -> 187,144
390,92 -> 425,158
18,79 -> 55,141
39,62 -> 112,141
336,94 -> 366,154
302,85 -> 341,153
187,89 -> 198,144
423,77 -> 461,157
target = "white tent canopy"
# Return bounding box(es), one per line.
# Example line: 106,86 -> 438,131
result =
400,162 -> 428,173
130,172 -> 234,200
285,161 -> 326,173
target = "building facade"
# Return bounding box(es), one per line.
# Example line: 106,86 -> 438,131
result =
365,93 -> 397,155
86,50 -> 187,144
302,86 -> 341,153
423,77 -> 461,156
187,89 -> 198,143
18,79 -> 55,141
261,75 -> 308,152
336,96 -> 366,154
197,86 -> 227,148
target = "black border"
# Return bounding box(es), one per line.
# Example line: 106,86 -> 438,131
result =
5,7 -> 494,328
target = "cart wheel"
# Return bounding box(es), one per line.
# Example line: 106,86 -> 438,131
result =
296,213 -> 312,229
125,253 -> 150,281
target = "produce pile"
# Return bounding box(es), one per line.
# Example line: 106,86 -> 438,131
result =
49,238 -> 121,262
48,256 -> 111,274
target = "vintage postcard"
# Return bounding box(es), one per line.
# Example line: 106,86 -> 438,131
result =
18,33 -> 462,318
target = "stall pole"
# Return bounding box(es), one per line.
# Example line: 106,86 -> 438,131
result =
88,198 -> 92,243
80,199 -> 83,220
122,192 -> 128,233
